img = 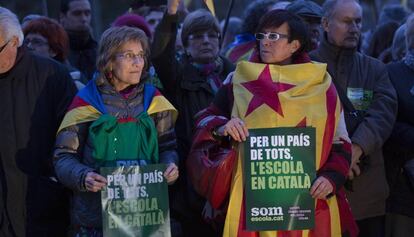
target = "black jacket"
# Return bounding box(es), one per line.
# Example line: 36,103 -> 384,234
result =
0,49 -> 77,236
67,30 -> 97,80
384,61 -> 414,218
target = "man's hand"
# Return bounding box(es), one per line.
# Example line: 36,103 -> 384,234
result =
167,0 -> 180,15
348,144 -> 363,180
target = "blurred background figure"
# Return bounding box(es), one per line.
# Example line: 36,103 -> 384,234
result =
60,0 -> 97,80
219,17 -> 242,55
271,0 -> 291,10
21,14 -> 42,28
224,0 -> 276,64
286,0 -> 323,50
365,21 -> 400,63
391,23 -> 407,62
362,3 -> 410,54
384,13 -> 414,237
23,16 -> 86,89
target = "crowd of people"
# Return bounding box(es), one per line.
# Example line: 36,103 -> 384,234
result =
0,0 -> 413,236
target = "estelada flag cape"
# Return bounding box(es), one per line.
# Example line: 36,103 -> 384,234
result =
58,79 -> 177,133
223,61 -> 348,237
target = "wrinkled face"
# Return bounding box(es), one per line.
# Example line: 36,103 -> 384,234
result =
258,23 -> 300,65
145,11 -> 163,35
0,35 -> 18,74
110,41 -> 145,92
24,33 -> 56,58
323,1 -> 362,49
60,0 -> 91,31
185,29 -> 220,64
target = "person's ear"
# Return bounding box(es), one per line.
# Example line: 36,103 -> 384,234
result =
322,17 -> 329,32
290,39 -> 301,54
11,36 -> 19,47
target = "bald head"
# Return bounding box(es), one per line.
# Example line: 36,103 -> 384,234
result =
322,0 -> 362,49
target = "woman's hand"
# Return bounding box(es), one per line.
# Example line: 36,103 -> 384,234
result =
167,0 -> 180,15
84,172 -> 107,192
216,117 -> 249,142
164,163 -> 179,185
310,176 -> 333,200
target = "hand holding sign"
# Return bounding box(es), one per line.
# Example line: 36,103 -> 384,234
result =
164,163 -> 179,185
217,117 -> 249,142
85,172 -> 107,192
310,176 -> 333,200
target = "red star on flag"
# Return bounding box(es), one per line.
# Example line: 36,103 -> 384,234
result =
242,65 -> 295,117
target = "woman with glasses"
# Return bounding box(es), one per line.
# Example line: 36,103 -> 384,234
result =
22,17 -> 86,89
53,26 -> 179,237
151,0 -> 234,236
187,10 -> 358,237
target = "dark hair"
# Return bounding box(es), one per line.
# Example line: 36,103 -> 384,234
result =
23,17 -> 69,62
60,0 -> 89,14
181,9 -> 220,47
241,0 -> 277,34
256,9 -> 310,57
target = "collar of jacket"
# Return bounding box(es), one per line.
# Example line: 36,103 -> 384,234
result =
67,29 -> 97,50
96,72 -> 144,99
179,55 -> 222,93
0,46 -> 27,79
318,32 -> 357,61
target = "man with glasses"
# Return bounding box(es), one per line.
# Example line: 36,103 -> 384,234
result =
60,0 -> 96,80
0,7 -> 76,237
310,0 -> 397,236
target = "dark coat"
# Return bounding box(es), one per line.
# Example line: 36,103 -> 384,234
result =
310,35 -> 397,220
151,13 -> 234,218
67,30 -> 97,80
0,48 -> 77,237
384,61 -> 414,218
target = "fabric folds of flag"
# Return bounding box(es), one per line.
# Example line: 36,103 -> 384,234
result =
223,61 -> 349,237
204,0 -> 216,16
58,80 -> 176,133
224,34 -> 256,64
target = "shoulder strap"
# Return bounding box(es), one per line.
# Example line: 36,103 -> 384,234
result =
331,79 -> 357,115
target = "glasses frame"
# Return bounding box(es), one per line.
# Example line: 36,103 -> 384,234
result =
255,32 -> 289,41
116,51 -> 146,63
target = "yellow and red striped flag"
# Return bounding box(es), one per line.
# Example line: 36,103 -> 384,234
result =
223,61 -> 348,237
204,0 -> 216,16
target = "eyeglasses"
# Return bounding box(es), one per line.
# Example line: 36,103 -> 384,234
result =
255,32 -> 289,41
0,40 -> 10,54
188,32 -> 219,41
24,38 -> 48,48
116,52 -> 145,63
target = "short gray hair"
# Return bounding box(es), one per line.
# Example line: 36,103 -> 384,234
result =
322,0 -> 360,19
96,26 -> 149,73
0,7 -> 24,46
406,13 -> 414,51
